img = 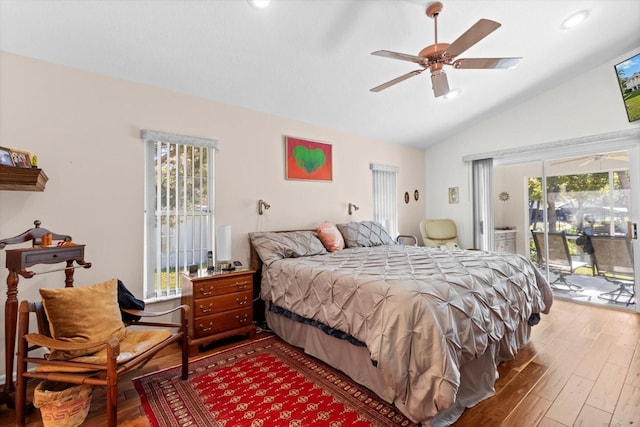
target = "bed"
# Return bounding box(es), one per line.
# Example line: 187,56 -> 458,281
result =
249,222 -> 553,426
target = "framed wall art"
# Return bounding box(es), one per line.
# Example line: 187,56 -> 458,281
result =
448,187 -> 459,204
0,146 -> 14,166
285,136 -> 332,182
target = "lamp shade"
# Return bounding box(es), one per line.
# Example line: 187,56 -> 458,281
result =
216,225 -> 232,262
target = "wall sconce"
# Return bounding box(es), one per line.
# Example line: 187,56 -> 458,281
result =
258,199 -> 271,215
348,203 -> 359,216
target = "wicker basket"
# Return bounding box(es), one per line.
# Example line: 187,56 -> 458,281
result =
33,381 -> 93,427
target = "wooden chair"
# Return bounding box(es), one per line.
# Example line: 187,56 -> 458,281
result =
591,235 -> 636,306
531,230 -> 587,291
15,279 -> 190,427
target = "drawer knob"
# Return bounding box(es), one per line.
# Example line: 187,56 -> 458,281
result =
236,314 -> 249,324
199,303 -> 213,313
200,286 -> 214,296
235,281 -> 249,290
235,296 -> 248,305
199,322 -> 214,332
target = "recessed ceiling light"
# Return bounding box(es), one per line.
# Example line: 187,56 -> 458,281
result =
444,89 -> 461,99
248,0 -> 271,9
561,10 -> 588,30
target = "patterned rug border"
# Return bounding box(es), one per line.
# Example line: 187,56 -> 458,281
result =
133,336 -> 417,427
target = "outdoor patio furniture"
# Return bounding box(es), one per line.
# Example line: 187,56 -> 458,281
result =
591,235 -> 635,306
531,230 -> 587,291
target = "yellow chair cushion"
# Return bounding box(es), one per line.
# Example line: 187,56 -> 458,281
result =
35,329 -> 172,373
40,278 -> 127,360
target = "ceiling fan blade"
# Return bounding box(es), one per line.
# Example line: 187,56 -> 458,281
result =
551,156 -> 591,166
431,70 -> 450,97
609,153 -> 628,160
454,57 -> 521,69
370,69 -> 424,92
371,50 -> 422,64
445,19 -> 501,58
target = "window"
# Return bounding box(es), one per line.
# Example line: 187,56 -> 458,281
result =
371,163 -> 399,238
141,130 -> 218,301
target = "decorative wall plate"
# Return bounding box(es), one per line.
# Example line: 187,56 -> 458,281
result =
499,191 -> 510,202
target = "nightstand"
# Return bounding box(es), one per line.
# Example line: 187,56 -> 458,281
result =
495,229 -> 517,254
181,269 -> 255,356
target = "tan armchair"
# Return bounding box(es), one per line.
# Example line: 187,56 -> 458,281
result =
420,219 -> 461,248
15,279 -> 190,427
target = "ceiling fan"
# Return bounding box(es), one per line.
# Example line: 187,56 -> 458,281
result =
552,153 -> 629,167
370,1 -> 521,97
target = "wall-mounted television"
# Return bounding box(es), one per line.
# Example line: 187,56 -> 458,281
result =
614,52 -> 640,123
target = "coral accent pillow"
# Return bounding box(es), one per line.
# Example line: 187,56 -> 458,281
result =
316,221 -> 345,252
40,278 -> 127,360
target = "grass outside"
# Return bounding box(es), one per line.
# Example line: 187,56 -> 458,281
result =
624,90 -> 640,122
156,270 -> 179,294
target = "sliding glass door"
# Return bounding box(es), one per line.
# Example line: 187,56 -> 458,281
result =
526,151 -> 636,309
485,143 -> 639,312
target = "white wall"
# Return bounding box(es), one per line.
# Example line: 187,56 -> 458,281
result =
0,52 -> 425,380
425,48 -> 640,249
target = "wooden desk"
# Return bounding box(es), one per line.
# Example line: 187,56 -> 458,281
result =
0,222 -> 91,409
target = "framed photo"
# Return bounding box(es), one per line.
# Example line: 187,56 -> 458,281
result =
10,149 -> 32,168
0,146 -> 14,166
448,187 -> 459,204
285,136 -> 332,181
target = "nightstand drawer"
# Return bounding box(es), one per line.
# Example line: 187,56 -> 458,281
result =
194,308 -> 253,338
194,290 -> 252,316
193,274 -> 252,298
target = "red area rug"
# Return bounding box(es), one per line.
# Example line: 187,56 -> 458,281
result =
133,335 -> 417,427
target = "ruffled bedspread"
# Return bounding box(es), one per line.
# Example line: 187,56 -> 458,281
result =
259,245 -> 552,424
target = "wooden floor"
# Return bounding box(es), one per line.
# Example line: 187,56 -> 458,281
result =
1,299 -> 639,426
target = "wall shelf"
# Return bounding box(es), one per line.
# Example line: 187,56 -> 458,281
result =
0,165 -> 48,191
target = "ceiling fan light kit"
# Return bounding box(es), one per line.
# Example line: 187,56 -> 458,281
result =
444,88 -> 461,99
370,1 -> 521,98
431,69 -> 450,97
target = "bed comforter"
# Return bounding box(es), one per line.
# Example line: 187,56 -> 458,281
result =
257,244 -> 552,424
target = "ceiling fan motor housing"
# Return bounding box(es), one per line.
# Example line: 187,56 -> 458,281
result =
418,43 -> 450,65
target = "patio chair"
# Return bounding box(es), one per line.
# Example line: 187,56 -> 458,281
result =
531,230 -> 587,291
591,235 -> 635,306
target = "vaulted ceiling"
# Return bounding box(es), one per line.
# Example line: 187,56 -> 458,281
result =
1,0 -> 639,148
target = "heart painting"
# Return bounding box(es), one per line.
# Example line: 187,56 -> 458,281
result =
285,136 -> 332,181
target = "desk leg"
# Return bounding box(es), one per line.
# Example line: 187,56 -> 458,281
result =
1,270 -> 19,408
64,260 -> 75,287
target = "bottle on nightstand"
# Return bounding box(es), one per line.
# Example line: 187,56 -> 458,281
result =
207,251 -> 214,272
